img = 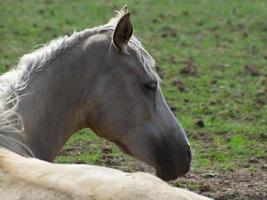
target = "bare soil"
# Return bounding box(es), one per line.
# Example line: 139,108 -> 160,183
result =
106,157 -> 267,200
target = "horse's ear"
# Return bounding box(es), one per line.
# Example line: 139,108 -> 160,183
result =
113,12 -> 133,52
119,5 -> 129,14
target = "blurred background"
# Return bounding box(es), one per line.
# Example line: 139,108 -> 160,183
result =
0,0 -> 266,199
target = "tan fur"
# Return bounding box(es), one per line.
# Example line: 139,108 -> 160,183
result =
0,148 -> 212,200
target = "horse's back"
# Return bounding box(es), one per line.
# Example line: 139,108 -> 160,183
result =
0,148 -> 212,200
0,176 -> 74,200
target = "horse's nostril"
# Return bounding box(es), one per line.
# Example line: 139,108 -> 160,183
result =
187,146 -> 192,162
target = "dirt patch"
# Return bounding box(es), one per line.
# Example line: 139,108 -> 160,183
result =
171,80 -> 187,92
59,140 -> 92,156
112,157 -> 267,200
159,26 -> 177,38
195,119 -> 205,128
190,131 -> 213,143
243,64 -> 260,76
180,59 -> 197,76
255,88 -> 267,105
174,169 -> 267,200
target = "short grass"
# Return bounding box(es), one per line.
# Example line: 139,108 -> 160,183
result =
1,0 -> 266,175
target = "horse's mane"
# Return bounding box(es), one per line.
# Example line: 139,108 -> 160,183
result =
0,90 -> 34,157
0,9 -> 159,157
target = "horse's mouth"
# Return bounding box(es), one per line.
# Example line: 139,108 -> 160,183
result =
155,161 -> 190,181
156,168 -> 184,181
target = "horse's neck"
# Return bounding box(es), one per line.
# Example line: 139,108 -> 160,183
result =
16,47 -> 94,161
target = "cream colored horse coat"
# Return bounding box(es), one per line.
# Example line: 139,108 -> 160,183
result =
0,148 -> 212,200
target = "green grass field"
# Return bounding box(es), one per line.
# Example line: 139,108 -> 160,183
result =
1,0 -> 266,199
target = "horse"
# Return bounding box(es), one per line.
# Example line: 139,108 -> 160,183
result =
0,148 -> 212,200
0,6 -> 212,199
0,5 -> 191,181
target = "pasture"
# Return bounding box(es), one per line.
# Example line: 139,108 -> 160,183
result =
0,0 -> 266,199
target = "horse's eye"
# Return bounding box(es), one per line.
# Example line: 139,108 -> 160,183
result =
143,81 -> 157,92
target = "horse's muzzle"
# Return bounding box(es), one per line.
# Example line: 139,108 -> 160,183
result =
155,145 -> 192,181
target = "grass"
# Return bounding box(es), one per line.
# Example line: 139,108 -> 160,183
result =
0,0 -> 266,175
